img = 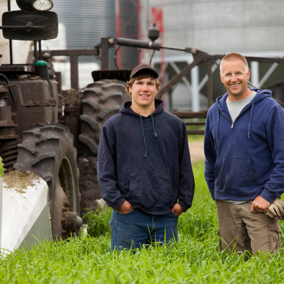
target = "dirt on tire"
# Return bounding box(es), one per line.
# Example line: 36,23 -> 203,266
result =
78,79 -> 130,215
79,79 -> 130,158
14,123 -> 80,239
78,156 -> 102,219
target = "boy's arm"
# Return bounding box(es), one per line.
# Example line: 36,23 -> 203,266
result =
97,124 -> 126,210
177,123 -> 195,212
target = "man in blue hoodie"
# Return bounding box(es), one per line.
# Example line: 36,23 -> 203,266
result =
204,53 -> 284,254
97,64 -> 195,251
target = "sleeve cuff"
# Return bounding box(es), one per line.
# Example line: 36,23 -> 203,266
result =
178,200 -> 190,212
260,188 -> 278,204
112,198 -> 126,211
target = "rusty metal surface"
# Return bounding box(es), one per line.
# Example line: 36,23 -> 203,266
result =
41,49 -> 99,91
171,111 -> 207,119
185,121 -> 206,125
187,129 -> 205,135
61,89 -> 82,150
54,72 -> 62,95
116,37 -> 161,50
100,38 -> 112,70
62,211 -> 80,232
64,109 -> 79,150
0,65 -> 34,73
0,78 -> 56,135
0,106 -> 18,138
156,56 -> 204,99
69,55 -> 79,90
0,120 -> 17,127
156,50 -> 224,99
0,134 -> 18,140
25,99 -> 56,107
43,49 -> 99,57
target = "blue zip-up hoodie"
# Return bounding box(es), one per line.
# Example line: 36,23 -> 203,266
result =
97,98 -> 195,215
204,89 -> 284,203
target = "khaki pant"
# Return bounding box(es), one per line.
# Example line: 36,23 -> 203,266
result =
216,200 -> 281,254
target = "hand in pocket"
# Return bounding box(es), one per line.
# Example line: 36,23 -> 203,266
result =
118,200 -> 133,214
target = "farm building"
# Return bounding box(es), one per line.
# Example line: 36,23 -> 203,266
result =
142,0 -> 284,111
43,0 -> 284,111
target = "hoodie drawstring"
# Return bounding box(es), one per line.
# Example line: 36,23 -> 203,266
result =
151,114 -> 159,138
140,115 -> 159,158
140,116 -> 147,158
248,103 -> 254,138
216,110 -> 220,148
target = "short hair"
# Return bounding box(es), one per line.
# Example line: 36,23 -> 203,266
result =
126,72 -> 161,96
220,53 -> 249,75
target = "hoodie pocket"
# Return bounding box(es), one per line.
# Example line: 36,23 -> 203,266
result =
228,158 -> 256,194
214,157 -> 256,193
128,168 -> 175,209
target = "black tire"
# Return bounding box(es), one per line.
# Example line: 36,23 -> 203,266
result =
78,79 -> 129,216
79,79 -> 130,158
14,123 -> 80,240
78,156 -> 102,218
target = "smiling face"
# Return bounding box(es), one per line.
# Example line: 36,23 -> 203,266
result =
220,58 -> 251,101
128,77 -> 158,114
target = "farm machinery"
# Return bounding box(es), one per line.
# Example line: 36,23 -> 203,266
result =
1,0 -> 284,255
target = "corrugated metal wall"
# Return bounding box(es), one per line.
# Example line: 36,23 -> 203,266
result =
52,0 -> 140,70
52,0 -> 116,67
148,0 -> 284,55
142,0 -> 284,111
119,0 -> 139,69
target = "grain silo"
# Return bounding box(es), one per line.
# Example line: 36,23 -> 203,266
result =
141,0 -> 284,111
43,0 -> 140,89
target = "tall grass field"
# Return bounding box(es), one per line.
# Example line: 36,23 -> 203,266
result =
0,158 -> 4,178
1,161 -> 284,283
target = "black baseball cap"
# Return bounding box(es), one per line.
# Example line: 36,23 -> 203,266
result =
129,64 -> 159,80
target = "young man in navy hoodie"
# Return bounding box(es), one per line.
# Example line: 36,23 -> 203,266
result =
97,64 -> 195,251
204,53 -> 284,254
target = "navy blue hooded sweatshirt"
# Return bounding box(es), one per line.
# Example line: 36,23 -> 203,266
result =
97,98 -> 195,215
204,89 -> 284,203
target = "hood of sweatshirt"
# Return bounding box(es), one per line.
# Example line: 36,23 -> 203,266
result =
119,98 -> 164,158
120,98 -> 164,117
216,88 -> 271,112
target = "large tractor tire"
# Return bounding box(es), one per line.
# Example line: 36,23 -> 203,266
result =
79,79 -> 129,158
14,123 -> 81,240
78,79 -> 129,217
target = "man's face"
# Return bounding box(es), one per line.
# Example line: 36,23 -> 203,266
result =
220,59 -> 250,100
129,77 -> 157,109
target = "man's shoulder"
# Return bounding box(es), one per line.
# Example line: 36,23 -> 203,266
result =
255,92 -> 283,114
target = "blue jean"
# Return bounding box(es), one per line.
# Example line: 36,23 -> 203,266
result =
110,208 -> 179,251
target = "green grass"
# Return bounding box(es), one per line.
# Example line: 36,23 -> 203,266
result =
1,161 -> 284,283
0,157 -> 4,178
188,134 -> 204,142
